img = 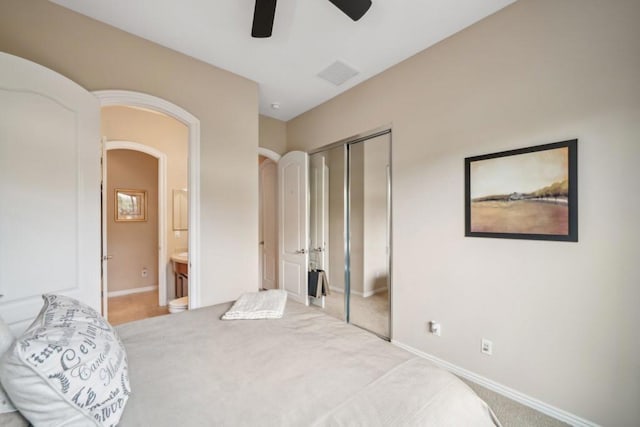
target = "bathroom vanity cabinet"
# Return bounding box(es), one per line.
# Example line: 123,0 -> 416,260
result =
171,253 -> 189,298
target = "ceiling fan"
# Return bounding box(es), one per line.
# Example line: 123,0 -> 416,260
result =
252,0 -> 372,38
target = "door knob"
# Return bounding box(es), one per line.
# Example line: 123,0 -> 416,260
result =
102,255 -> 113,261
295,249 -> 306,254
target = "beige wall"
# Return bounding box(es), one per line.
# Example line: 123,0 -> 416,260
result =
287,0 -> 640,424
0,0 -> 259,306
107,150 -> 158,292
102,106 -> 188,299
259,115 -> 287,155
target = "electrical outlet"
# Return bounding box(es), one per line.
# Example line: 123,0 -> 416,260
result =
141,268 -> 148,278
429,321 -> 441,336
481,339 -> 493,355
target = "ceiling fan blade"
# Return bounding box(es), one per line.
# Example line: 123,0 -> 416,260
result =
327,0 -> 372,21
252,0 -> 277,38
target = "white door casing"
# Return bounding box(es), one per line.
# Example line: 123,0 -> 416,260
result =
278,151 -> 309,305
260,159 -> 277,290
0,52 -> 101,333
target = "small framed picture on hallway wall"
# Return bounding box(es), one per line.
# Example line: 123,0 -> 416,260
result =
465,139 -> 578,242
115,188 -> 147,222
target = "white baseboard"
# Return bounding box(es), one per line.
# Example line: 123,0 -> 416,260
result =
392,340 -> 598,427
108,285 -> 158,298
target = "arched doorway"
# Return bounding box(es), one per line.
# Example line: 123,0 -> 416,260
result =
94,90 -> 201,310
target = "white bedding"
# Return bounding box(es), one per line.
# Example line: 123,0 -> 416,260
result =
116,300 -> 500,426
221,289 -> 287,320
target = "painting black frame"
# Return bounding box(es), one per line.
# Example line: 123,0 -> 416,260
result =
465,139 -> 578,242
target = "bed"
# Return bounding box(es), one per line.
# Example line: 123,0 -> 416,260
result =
116,300 -> 500,426
0,295 -> 501,426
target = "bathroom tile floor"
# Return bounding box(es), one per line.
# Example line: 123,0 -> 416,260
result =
108,290 -> 169,326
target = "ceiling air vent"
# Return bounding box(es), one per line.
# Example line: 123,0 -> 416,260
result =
317,60 -> 360,86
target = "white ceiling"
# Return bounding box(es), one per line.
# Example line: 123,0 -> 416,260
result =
50,0 -> 516,121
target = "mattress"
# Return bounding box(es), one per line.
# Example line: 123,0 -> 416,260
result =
116,301 -> 500,426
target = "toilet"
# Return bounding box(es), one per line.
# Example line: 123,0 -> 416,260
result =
169,296 -> 189,314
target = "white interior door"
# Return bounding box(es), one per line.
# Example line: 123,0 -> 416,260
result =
260,159 -> 277,290
278,151 -> 309,304
0,53 -> 101,334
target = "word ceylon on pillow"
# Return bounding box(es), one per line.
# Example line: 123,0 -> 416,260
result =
0,294 -> 130,427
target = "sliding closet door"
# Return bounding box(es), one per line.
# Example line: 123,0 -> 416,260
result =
308,146 -> 347,320
309,153 -> 329,273
348,133 -> 391,338
307,133 -> 391,339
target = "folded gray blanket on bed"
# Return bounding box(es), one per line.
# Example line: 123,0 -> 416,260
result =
116,300 -> 500,426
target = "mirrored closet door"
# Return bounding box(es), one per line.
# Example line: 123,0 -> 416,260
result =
347,133 -> 391,338
308,130 -> 391,339
309,144 -> 347,322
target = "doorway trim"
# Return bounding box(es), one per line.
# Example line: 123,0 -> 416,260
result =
105,140 -> 168,308
94,90 -> 201,310
259,147 -> 281,162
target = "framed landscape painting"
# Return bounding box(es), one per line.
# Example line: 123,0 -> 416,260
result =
115,188 -> 147,222
465,140 -> 578,241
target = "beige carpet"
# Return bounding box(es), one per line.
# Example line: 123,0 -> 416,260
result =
461,379 -> 570,427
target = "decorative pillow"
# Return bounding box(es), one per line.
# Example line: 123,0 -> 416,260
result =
0,294 -> 130,427
0,315 -> 17,414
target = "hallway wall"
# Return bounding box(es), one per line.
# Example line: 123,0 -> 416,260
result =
107,149 -> 158,293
